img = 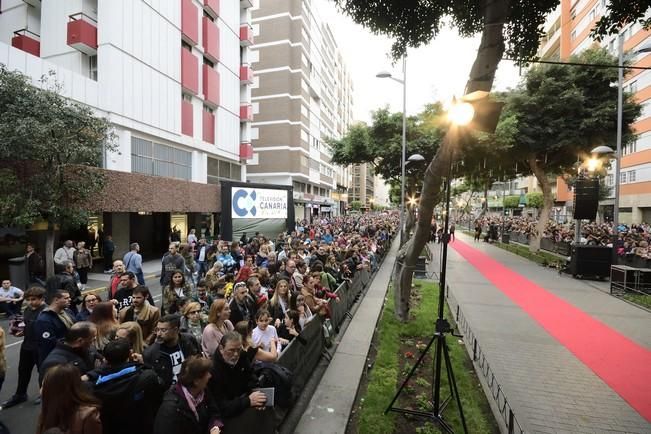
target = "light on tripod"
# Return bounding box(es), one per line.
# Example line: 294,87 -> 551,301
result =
586,157 -> 599,172
447,101 -> 475,126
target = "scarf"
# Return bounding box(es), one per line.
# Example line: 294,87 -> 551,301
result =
180,385 -> 204,421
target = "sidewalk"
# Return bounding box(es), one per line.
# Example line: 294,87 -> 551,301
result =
440,232 -> 651,433
294,238 -> 398,434
85,259 -> 161,292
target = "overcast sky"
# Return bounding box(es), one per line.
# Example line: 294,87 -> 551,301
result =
317,0 -> 524,124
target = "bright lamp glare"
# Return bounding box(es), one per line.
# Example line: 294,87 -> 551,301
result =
407,196 -> 418,207
587,158 -> 599,172
448,102 -> 475,125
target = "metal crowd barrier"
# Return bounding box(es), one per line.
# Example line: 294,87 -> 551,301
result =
447,292 -> 525,434
275,236 -> 393,425
506,232 -> 571,256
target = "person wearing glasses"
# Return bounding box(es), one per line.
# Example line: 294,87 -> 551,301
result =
144,314 -> 201,389
180,302 -> 208,345
76,293 -> 100,322
209,332 -> 274,433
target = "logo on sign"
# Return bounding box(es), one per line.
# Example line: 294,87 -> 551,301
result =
231,187 -> 287,219
233,189 -> 257,217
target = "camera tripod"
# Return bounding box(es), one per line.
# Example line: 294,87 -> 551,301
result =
385,164 -> 468,434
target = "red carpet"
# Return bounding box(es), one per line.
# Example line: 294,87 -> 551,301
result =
450,239 -> 651,422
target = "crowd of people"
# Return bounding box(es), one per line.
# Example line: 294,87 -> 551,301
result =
0,213 -> 396,434
471,215 -> 651,258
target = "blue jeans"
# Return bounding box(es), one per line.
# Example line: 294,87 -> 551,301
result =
197,261 -> 207,278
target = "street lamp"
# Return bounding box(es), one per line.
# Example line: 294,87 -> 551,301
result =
377,56 -> 408,244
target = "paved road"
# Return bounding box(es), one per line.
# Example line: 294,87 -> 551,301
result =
438,233 -> 651,434
0,276 -> 163,434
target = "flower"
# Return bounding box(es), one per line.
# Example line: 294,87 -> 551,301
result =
404,351 -> 415,359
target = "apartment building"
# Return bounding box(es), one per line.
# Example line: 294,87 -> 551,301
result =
1,0 -> 255,257
248,0 -> 354,220
539,1 -> 651,224
349,163 -> 375,208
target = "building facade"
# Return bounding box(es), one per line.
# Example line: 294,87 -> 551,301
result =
538,1 -> 651,224
1,0 -> 255,257
248,0 -> 354,221
349,163 -> 375,209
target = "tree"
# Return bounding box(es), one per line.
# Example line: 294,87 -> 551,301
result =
331,105 -> 445,237
500,48 -> 641,252
503,195 -> 520,209
333,0 -> 649,321
525,192 -> 544,209
0,67 -> 115,278
330,104 -> 445,187
350,200 -> 362,211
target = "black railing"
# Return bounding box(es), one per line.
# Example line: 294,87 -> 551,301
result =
275,235 -> 393,428
448,293 -> 526,434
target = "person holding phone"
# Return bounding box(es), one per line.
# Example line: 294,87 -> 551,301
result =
209,332 -> 275,433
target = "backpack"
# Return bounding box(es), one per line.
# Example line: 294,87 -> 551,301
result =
253,361 -> 294,408
9,315 -> 25,337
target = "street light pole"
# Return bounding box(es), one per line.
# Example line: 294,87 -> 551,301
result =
614,32 -> 624,236
400,56 -> 407,244
377,57 -> 408,244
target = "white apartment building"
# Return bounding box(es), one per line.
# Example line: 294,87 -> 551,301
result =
0,0 -> 255,257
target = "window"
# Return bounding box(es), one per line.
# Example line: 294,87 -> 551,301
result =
182,41 -> 192,51
629,170 -> 636,182
621,172 -> 627,183
589,8 -> 596,20
571,30 -> 577,41
207,157 -> 242,183
131,137 -> 192,180
570,8 -> 576,20
204,57 -> 214,68
606,174 -> 614,186
183,93 -> 192,103
88,55 -> 98,81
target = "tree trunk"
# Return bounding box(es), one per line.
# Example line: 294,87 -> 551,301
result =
529,157 -> 553,252
405,206 -> 416,238
46,222 -> 55,279
392,0 -> 510,321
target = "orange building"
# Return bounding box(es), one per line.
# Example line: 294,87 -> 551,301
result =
539,1 -> 651,223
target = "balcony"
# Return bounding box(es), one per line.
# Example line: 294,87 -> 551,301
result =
204,0 -> 219,18
203,110 -> 215,144
240,142 -> 253,160
202,17 -> 219,62
67,13 -> 97,55
181,48 -> 199,95
202,64 -> 220,107
181,100 -> 193,136
240,65 -> 253,85
240,104 -> 253,122
181,0 -> 198,45
11,29 -> 40,57
240,24 -> 254,46
240,0 -> 254,8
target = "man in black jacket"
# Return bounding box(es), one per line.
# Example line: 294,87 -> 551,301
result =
228,282 -> 256,328
34,290 -> 76,365
2,287 -> 46,407
209,332 -> 274,433
88,338 -> 165,434
45,261 -> 79,306
39,321 -> 98,383
143,314 -> 201,389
